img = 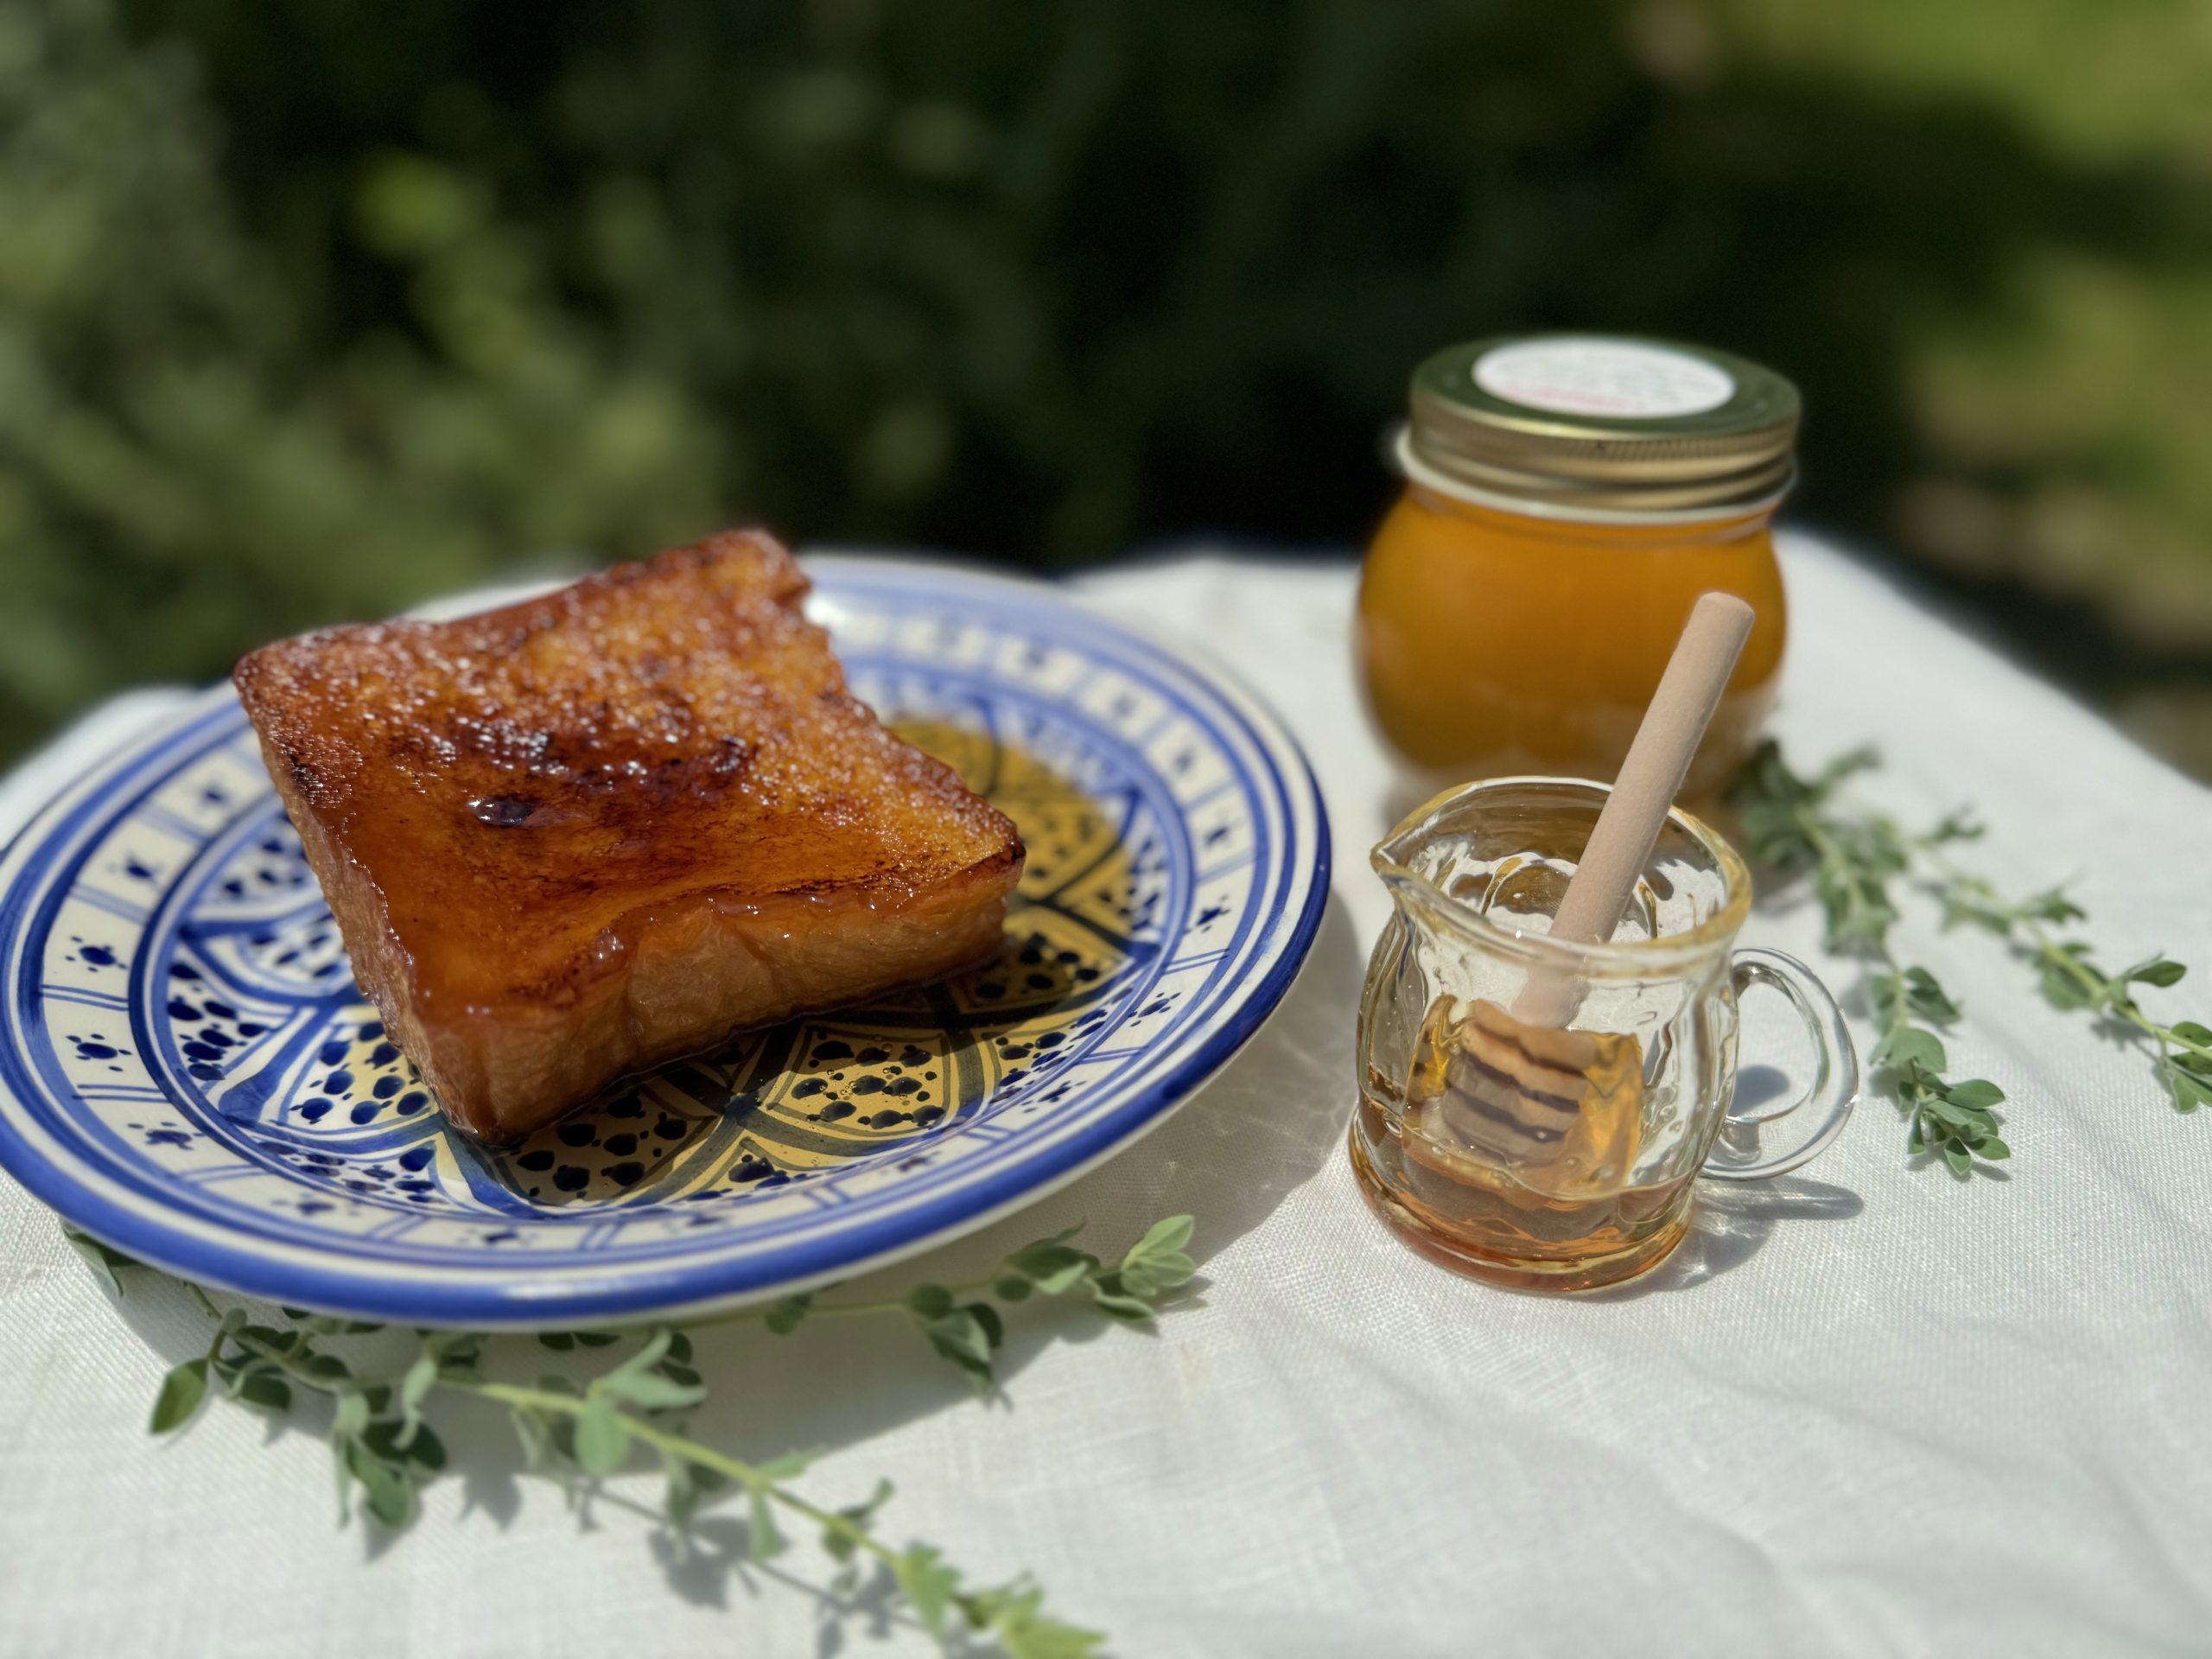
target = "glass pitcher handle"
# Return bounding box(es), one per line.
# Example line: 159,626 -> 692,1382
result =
1702,946 -> 1860,1182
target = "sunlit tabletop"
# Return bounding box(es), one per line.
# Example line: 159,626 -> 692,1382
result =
3,532 -> 2208,1657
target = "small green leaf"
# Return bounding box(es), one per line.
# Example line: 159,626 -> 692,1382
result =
619,1329 -> 674,1374
1942,1078 -> 2005,1111
896,1544 -> 961,1635
333,1390 -> 370,1439
1087,1286 -> 1157,1322
1815,746 -> 1881,787
395,1421 -> 443,1474
1878,1027 -> 1947,1076
1117,1250 -> 1197,1300
1943,897 -> 2012,937
663,1331 -> 694,1366
905,1283 -> 954,1319
764,1294 -> 811,1335
404,1349 -> 442,1400
997,1606 -> 1109,1659
2024,887 -> 2087,925
366,1419 -> 447,1471
2125,957 -> 2187,988
1125,1215 -> 1195,1262
397,1349 -> 439,1447
2039,963 -> 2094,1012
837,1477 -> 894,1535
236,1370 -> 293,1413
967,1580 -> 1109,1659
594,1330 -> 701,1410
1900,967 -> 1962,1026
2171,1021 -> 2212,1048
747,1482 -> 787,1559
597,1370 -> 706,1412
149,1357 -> 209,1433
2165,1066 -> 2211,1113
757,1449 -> 814,1482
62,1225 -> 138,1293
344,1439 -> 414,1529
690,1465 -> 729,1497
1111,1215 -> 1198,1300
1001,1227 -> 1096,1295
574,1395 -> 631,1476
1917,1099 -> 1977,1130
1924,809 -> 1983,844
1972,1136 -> 2012,1160
918,1309 -> 998,1386
1942,1145 -> 1972,1178
823,1478 -> 893,1565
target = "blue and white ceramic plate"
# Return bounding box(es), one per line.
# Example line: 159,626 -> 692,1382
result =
0,556 -> 1329,1326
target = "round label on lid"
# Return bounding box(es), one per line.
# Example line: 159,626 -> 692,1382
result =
1472,339 -> 1736,420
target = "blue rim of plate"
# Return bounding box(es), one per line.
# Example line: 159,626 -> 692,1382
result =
0,555 -> 1332,1325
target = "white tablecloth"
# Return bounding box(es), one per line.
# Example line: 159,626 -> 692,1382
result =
3,534 -> 2209,1658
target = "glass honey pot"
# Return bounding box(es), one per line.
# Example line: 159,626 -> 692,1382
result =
1352,779 -> 1859,1292
1357,335 -> 1800,799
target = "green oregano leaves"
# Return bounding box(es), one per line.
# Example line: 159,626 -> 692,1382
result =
99,1213 -> 1197,1656
149,1355 -> 210,1434
1732,741 -> 2209,1174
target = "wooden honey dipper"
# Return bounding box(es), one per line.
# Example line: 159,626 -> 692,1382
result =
1515,589 -> 1756,1025
1408,593 -> 1755,1195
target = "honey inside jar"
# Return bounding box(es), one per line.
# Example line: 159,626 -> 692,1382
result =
1357,335 -> 1798,800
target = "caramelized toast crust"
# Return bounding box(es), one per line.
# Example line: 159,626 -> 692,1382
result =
233,531 -> 1025,1142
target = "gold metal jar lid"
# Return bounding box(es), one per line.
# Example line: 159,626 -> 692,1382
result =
1405,334 -> 1801,515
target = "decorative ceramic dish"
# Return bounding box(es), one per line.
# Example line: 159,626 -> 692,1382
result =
0,556 -> 1329,1325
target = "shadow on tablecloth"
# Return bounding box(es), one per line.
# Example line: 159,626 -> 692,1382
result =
74,892 -> 1369,1618
626,891 -> 1370,1609
1577,1174 -> 1864,1302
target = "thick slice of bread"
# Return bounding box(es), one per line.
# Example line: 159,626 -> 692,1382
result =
233,531 -> 1025,1143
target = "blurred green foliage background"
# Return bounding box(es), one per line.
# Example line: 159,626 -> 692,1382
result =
6,0 -> 2211,772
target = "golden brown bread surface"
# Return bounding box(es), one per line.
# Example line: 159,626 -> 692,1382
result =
232,531 -> 1025,1142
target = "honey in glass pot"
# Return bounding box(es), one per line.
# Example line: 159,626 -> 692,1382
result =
1357,335 -> 1799,800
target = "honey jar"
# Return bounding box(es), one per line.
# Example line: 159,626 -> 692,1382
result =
1357,335 -> 1799,800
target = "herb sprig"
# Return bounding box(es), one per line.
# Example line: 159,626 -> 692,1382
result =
1731,742 -> 2208,1174
92,1214 -> 1198,1657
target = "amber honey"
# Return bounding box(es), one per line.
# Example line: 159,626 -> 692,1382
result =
1356,334 -> 1800,798
1352,995 -> 1693,1293
1353,1080 -> 1700,1293
1357,489 -> 1785,799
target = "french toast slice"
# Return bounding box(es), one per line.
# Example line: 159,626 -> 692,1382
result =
232,531 -> 1025,1143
